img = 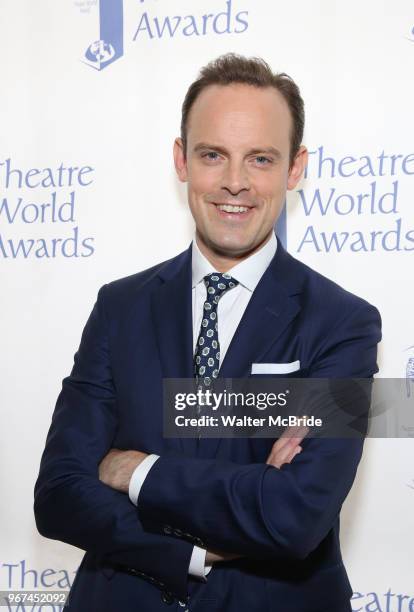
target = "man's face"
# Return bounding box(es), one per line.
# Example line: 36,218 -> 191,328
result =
174,83 -> 307,263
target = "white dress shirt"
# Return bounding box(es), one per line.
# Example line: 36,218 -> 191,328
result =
129,232 -> 277,579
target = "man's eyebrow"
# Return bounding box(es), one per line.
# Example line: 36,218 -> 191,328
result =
193,143 -> 229,155
248,147 -> 282,159
193,143 -> 282,159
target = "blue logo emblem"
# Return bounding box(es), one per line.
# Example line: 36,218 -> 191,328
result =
83,0 -> 124,70
81,0 -> 250,71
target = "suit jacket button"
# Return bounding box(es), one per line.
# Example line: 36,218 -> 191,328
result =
173,528 -> 183,537
161,590 -> 174,605
194,537 -> 204,546
163,525 -> 173,535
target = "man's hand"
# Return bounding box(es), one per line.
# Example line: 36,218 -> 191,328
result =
98,449 -> 148,493
98,426 -> 307,566
205,549 -> 242,564
266,424 -> 309,468
98,448 -> 241,566
98,423 -> 308,495
206,426 -> 309,565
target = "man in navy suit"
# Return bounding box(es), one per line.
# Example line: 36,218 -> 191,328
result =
34,54 -> 381,611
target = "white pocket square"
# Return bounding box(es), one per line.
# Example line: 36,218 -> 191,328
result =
251,360 -> 301,375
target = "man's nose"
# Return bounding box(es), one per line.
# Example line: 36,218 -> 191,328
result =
221,160 -> 250,195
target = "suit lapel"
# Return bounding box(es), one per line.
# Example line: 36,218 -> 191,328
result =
150,246 -> 197,456
197,240 -> 304,459
150,240 -> 305,460
219,272 -> 300,379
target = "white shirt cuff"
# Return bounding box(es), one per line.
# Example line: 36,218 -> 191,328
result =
128,454 -> 160,506
129,453 -> 212,580
188,545 -> 212,580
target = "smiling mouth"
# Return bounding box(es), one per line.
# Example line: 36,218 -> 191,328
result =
214,203 -> 252,214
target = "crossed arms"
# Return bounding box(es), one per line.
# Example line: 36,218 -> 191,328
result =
33,285 -> 381,600
97,428 -> 306,567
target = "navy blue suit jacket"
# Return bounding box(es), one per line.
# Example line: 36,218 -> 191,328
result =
34,239 -> 381,612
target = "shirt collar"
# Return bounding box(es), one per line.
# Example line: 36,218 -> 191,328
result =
191,231 -> 277,292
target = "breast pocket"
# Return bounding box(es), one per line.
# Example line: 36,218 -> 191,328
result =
251,360 -> 301,375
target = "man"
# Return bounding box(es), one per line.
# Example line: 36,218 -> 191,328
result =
34,54 -> 381,611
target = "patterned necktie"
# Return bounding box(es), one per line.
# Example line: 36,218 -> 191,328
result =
194,272 -> 239,387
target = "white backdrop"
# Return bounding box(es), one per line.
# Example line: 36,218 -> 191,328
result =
1,1 -> 413,610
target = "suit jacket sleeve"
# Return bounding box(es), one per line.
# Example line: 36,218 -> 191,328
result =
136,302 -> 382,560
33,285 -> 193,600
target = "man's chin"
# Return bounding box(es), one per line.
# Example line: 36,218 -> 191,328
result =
206,239 -> 262,260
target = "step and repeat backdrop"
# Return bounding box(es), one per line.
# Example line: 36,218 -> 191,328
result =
1,1 -> 413,609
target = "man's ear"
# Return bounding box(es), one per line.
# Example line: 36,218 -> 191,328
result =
287,145 -> 308,190
173,137 -> 188,182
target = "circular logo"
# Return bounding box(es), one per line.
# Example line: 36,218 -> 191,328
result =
85,40 -> 115,64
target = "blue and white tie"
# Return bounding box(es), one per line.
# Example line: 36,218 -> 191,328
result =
194,272 -> 239,387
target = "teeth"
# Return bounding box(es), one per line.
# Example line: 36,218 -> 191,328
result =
217,204 -> 249,213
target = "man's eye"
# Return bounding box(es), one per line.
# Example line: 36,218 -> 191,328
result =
203,152 -> 220,161
255,156 -> 272,165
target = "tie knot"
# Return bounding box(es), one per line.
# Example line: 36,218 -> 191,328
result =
203,272 -> 238,304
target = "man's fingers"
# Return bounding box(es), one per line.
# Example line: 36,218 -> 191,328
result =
291,446 -> 302,461
275,425 -> 309,448
266,444 -> 302,468
206,549 -> 242,564
280,423 -> 309,441
276,424 -> 309,447
266,423 -> 309,464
